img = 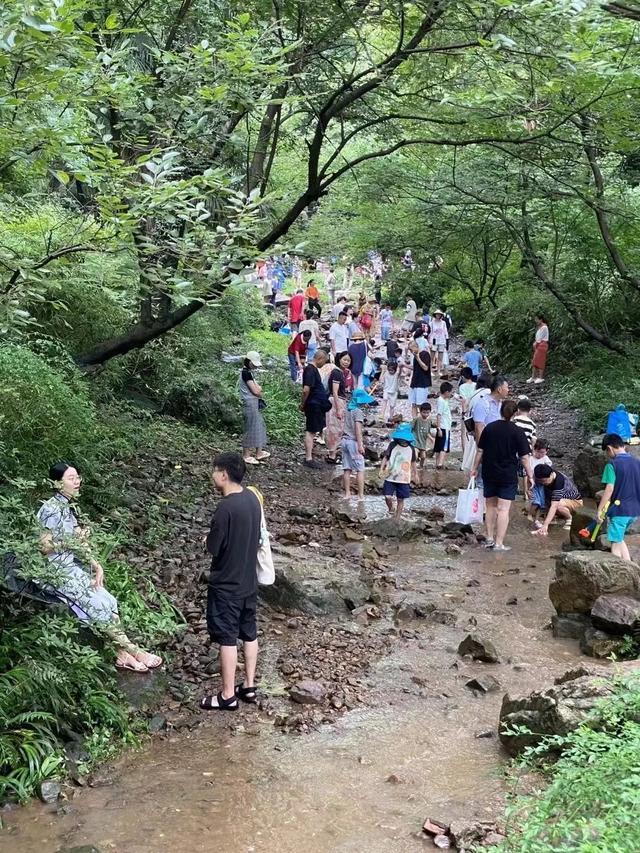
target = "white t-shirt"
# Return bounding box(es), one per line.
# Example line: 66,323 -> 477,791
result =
436,396 -> 452,431
333,302 -> 346,320
329,322 -> 349,353
325,272 -> 336,291
299,318 -> 320,344
404,300 -> 417,322
458,381 -> 477,412
535,324 -> 549,343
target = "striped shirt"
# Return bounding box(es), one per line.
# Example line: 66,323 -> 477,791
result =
513,414 -> 537,451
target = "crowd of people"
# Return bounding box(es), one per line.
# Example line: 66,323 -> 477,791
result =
31,264 -> 640,714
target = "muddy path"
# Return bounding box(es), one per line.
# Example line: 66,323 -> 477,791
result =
1,371 -> 592,853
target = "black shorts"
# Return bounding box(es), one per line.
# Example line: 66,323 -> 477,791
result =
434,429 -> 450,453
483,479 -> 517,501
305,404 -> 326,434
207,588 -> 257,646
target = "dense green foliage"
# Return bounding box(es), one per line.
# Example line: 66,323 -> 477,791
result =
499,675 -> 640,852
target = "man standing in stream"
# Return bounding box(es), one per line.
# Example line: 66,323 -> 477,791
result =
201,452 -> 261,711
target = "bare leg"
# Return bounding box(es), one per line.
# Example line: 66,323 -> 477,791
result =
304,431 -> 314,461
395,498 -> 404,519
243,639 -> 258,688
385,496 -> 394,515
612,540 -> 631,561
485,497 -> 498,542
495,498 -> 512,546
343,468 -> 352,498
355,470 -> 365,500
219,644 -> 238,700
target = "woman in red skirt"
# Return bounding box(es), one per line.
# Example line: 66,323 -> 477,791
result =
527,314 -> 549,385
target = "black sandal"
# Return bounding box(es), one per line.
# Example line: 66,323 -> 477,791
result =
200,691 -> 238,711
235,683 -> 258,704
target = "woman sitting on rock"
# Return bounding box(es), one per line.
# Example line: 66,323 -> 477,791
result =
37,461 -> 162,673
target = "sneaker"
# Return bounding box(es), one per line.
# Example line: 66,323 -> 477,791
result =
525,377 -> 534,384
484,539 -> 495,549
533,378 -> 544,384
303,459 -> 322,469
493,544 -> 512,551
325,457 -> 340,465
563,521 -> 572,530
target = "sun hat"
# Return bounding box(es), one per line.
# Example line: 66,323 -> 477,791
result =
433,308 -> 445,316
246,350 -> 263,367
347,388 -> 376,411
391,423 -> 416,444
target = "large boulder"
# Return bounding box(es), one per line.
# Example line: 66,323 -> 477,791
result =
499,667 -> 617,755
361,516 -> 427,540
260,548 -> 373,614
573,445 -> 606,497
591,594 -> 640,636
549,552 -> 640,615
580,626 -> 626,658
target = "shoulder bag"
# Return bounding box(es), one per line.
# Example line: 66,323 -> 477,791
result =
246,487 -> 275,585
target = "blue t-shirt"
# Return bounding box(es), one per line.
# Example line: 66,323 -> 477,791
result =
463,349 -> 482,375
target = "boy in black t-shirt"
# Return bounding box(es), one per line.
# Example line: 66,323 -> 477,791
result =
202,452 -> 262,712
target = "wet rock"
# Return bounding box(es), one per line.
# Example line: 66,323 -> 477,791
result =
549,552 -> 640,615
289,680 -> 327,705
457,633 -> 500,663
450,820 -> 501,852
423,817 -> 450,837
506,595 -> 518,605
433,835 -> 451,849
445,543 -> 463,556
385,773 -> 402,784
591,594 -> 640,636
465,675 -> 500,694
426,506 -> 445,521
148,714 -> 167,733
343,527 -> 365,542
287,507 -> 316,520
441,521 -> 473,536
475,729 -> 494,739
551,613 -> 589,640
361,517 -> 425,540
580,626 -> 626,658
499,667 -> 619,755
573,444 -> 606,497
39,780 -> 61,803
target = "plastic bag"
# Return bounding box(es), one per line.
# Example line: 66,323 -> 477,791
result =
442,349 -> 450,367
606,404 -> 632,440
455,478 -> 483,525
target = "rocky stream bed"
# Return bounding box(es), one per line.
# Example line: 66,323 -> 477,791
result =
3,377 -> 640,853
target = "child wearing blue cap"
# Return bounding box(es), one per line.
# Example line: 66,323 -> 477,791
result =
380,423 -> 418,519
341,388 -> 375,501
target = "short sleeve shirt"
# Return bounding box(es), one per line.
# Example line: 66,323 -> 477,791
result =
343,407 -> 364,440
288,334 -> 308,357
475,394 -> 502,426
478,420 -> 531,485
436,396 -> 452,432
545,472 -> 581,504
602,463 -> 616,486
384,441 -> 416,483
37,494 -> 79,570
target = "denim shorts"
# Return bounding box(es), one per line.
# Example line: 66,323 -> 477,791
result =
341,438 -> 365,472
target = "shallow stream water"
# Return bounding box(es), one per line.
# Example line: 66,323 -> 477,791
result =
2,498 -> 584,853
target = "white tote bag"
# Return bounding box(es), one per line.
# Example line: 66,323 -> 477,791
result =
442,348 -> 450,367
247,487 -> 275,585
461,437 -> 476,472
455,478 -> 484,525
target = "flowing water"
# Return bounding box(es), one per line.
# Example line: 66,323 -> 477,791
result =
2,502 -> 584,853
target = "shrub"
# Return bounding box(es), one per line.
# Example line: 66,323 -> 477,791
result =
498,675 -> 640,852
163,365 -> 243,430
0,345 -> 100,479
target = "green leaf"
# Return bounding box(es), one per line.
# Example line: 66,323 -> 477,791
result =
21,15 -> 59,33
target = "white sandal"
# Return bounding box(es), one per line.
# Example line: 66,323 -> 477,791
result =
244,456 -> 260,465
